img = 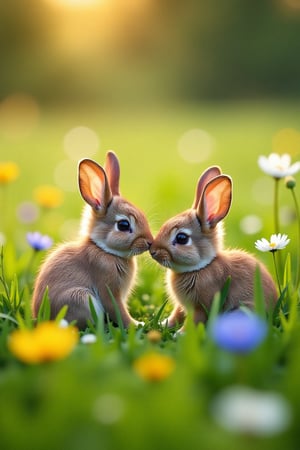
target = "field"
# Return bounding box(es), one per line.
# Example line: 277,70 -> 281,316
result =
1,101 -> 300,450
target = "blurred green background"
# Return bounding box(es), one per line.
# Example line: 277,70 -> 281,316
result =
1,4 -> 300,449
1,0 -> 300,103
1,0 -> 300,259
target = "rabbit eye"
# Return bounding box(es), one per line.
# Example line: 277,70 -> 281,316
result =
175,232 -> 190,245
117,219 -> 131,232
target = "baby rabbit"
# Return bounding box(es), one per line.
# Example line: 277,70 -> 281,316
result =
150,166 -> 277,331
32,151 -> 153,330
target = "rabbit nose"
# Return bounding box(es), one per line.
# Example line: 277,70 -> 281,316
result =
150,248 -> 157,257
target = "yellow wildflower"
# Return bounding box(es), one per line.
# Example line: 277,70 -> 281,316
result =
133,352 -> 175,382
8,321 -> 79,364
34,185 -> 64,209
147,330 -> 162,344
0,161 -> 19,184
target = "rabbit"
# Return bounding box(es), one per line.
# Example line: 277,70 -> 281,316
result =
150,166 -> 278,331
32,151 -> 153,330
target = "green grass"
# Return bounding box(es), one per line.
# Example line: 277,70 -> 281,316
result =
1,101 -> 300,450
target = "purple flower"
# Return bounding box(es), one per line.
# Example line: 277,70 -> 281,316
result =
209,310 -> 268,354
27,232 -> 53,251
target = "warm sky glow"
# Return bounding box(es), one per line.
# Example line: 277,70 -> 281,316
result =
45,0 -> 104,9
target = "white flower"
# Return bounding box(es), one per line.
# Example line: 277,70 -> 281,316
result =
255,233 -> 290,252
81,333 -> 97,344
58,319 -> 69,328
211,386 -> 292,436
258,153 -> 300,179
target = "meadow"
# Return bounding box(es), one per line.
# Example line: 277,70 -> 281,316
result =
1,101 -> 300,450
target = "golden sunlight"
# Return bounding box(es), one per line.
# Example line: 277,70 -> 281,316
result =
45,0 -> 104,9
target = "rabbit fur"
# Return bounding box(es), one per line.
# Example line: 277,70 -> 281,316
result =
32,151 -> 153,329
150,166 -> 278,331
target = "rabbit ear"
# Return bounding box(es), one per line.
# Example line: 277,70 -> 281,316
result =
197,175 -> 232,230
104,151 -> 120,196
78,159 -> 112,211
192,166 -> 222,208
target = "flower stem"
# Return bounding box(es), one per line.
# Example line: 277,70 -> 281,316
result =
25,250 -> 38,285
272,251 -> 282,295
290,187 -> 300,287
274,178 -> 280,234
274,178 -> 282,273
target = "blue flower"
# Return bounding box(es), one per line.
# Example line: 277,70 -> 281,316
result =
209,310 -> 268,354
27,231 -> 53,251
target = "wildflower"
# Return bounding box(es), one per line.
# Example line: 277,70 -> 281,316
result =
147,330 -> 162,343
211,386 -> 292,436
27,231 -> 53,251
8,321 -> 79,364
34,185 -> 64,209
255,233 -> 288,294
0,161 -> 19,184
258,153 -> 300,179
209,310 -> 267,354
59,319 -> 69,328
255,233 -> 290,253
133,352 -> 175,382
285,175 -> 297,190
81,333 -> 97,344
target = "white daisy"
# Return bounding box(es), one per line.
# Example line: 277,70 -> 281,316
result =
81,333 -> 97,344
211,386 -> 292,436
258,153 -> 300,179
255,233 -> 290,252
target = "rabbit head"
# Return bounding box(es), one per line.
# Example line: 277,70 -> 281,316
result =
79,151 -> 153,257
150,167 -> 232,273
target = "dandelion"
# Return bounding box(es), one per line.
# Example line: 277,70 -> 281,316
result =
211,385 -> 292,436
34,185 -> 64,209
258,153 -> 300,179
209,310 -> 268,354
255,233 -> 290,294
0,162 -> 20,231
0,161 -> 19,184
8,321 -> 79,364
133,352 -> 175,382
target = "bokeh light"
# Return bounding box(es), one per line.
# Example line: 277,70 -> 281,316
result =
93,394 -> 125,425
240,215 -> 263,235
54,160 -> 78,192
59,219 -> 80,240
16,202 -> 39,224
178,129 -> 215,164
45,0 -> 103,8
0,232 -> 6,246
0,94 -> 40,139
252,177 -> 273,205
63,126 -> 100,161
272,128 -> 300,157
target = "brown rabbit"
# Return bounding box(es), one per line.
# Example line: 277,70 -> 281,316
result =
150,166 -> 277,331
32,151 -> 153,329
